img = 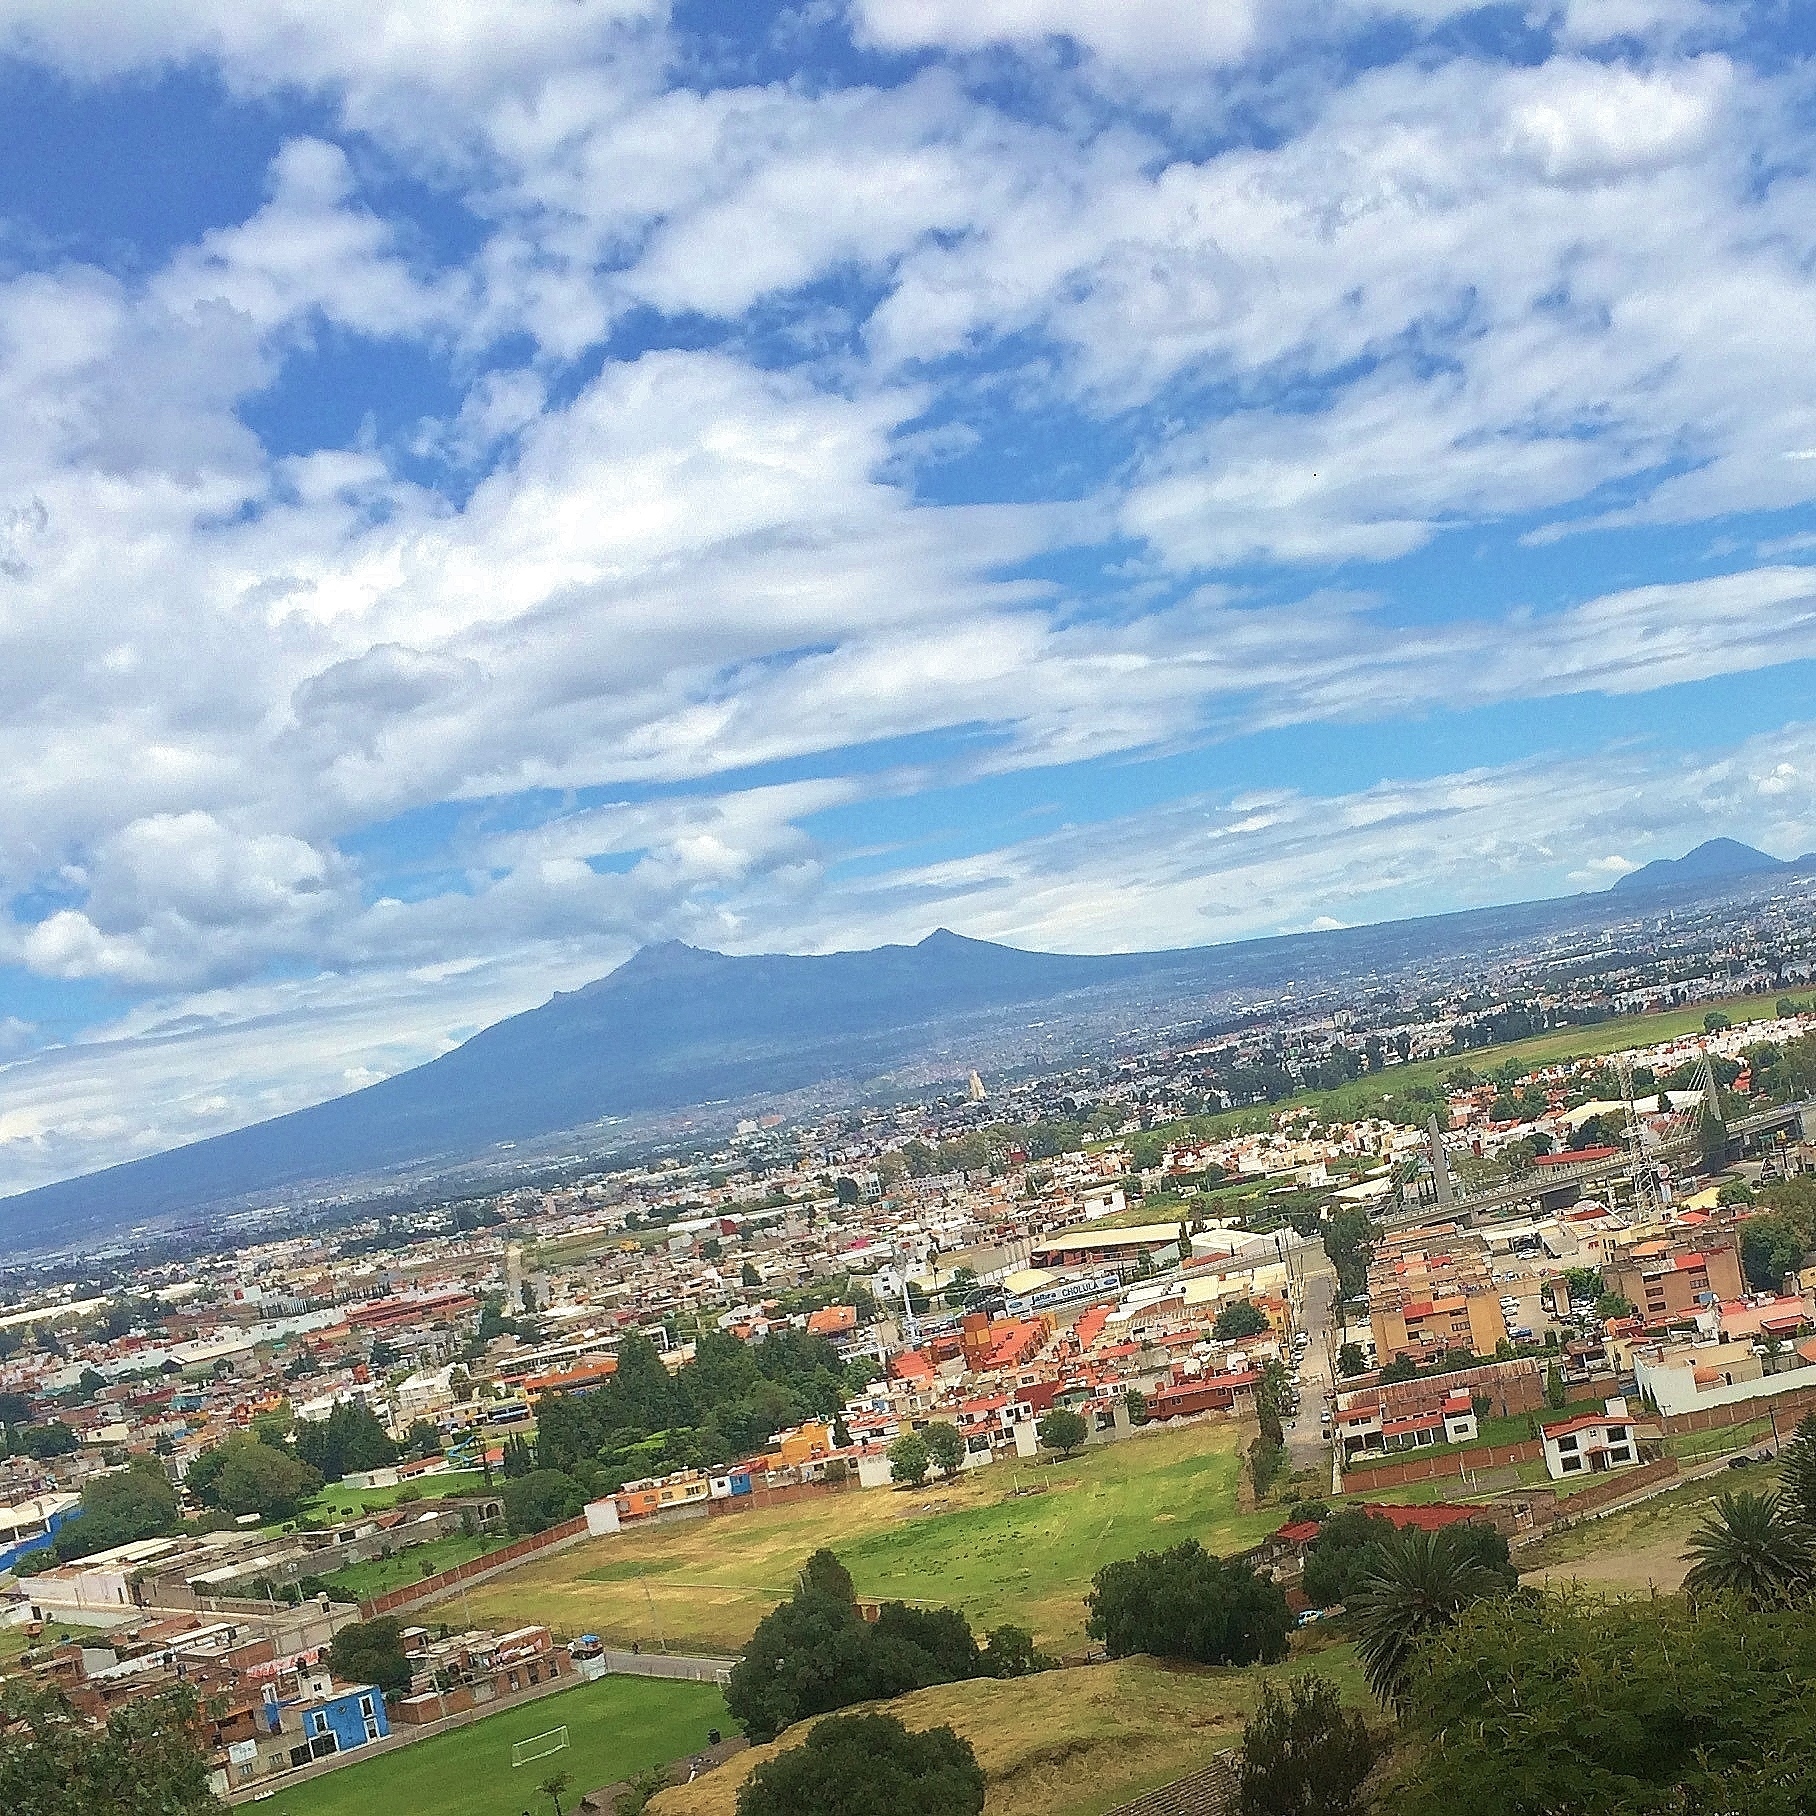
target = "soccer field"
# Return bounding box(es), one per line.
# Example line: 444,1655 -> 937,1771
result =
249,1676 -> 728,1816
450,1421 -> 1276,1656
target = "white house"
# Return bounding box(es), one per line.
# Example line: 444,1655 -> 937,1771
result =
1540,1397 -> 1640,1480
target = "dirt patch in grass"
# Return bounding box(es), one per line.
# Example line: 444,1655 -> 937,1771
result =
1518,1467 -> 1770,1597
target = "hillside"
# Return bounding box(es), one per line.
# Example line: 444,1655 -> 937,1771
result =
0,838 -> 1801,1249
645,1653 -> 1364,1816
1611,837 -> 1794,893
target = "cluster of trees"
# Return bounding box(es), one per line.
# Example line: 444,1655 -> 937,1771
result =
327,1616 -> 413,1697
1734,1175 -> 1816,1291
726,1550 -> 1053,1744
1323,1207 -> 1375,1306
0,1681 -> 219,1816
1391,1589 -> 1816,1812
185,1433 -> 322,1522
735,1712 -> 984,1816
290,1400 -> 399,1483
1301,1509 -> 1516,1617
1221,1412 -> 1816,1813
1085,1540 -> 1291,1667
0,1388 -> 78,1460
50,1457 -> 180,1562
523,1328 -> 871,1520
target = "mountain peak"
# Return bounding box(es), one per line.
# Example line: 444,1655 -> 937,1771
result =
1612,838 -> 1786,893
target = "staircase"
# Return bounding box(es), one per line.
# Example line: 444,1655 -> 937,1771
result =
1103,1751 -> 1242,1816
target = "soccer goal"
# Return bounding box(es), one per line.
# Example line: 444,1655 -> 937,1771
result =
511,1726 -> 569,1768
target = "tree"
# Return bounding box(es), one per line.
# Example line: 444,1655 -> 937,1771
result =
1778,1411 -> 1816,1525
328,1617 -> 412,1697
975,1624 -> 1054,1678
799,1548 -> 856,1603
922,1422 -> 966,1480
735,1713 -> 984,1816
1214,1299 -> 1270,1341
1706,1010 -> 1732,1034
725,1560 -> 980,1742
1594,1291 -> 1633,1320
0,1681 -> 219,1816
53,1456 -> 179,1561
501,1433 -> 536,1479
1085,1540 -> 1290,1666
1543,1362 -> 1566,1409
1301,1509 -> 1394,1610
742,1261 -> 762,1288
1699,1102 -> 1730,1174
1391,1589 -> 1816,1815
1239,1673 -> 1377,1816
503,1468 -> 585,1535
1037,1408 -> 1088,1457
1742,1213 -> 1805,1292
1683,1490 -> 1814,1609
1336,1342 -> 1366,1378
400,1418 -> 443,1460
889,1431 -> 930,1487
873,1603 -> 979,1681
187,1435 -> 322,1521
1348,1526 -> 1509,1708
538,1770 -> 572,1816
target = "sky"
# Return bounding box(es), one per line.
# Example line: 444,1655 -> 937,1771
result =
3,1 -> 1816,1198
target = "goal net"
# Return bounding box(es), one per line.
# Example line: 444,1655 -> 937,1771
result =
511,1726 -> 569,1768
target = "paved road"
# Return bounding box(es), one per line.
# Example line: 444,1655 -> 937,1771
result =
1280,1235 -> 1338,1486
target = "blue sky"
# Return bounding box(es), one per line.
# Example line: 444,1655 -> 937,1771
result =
3,0 -> 1816,1194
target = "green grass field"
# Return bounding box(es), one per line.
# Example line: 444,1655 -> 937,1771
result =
303,1472 -> 488,1518
310,1531 -> 509,1602
251,1676 -> 728,1816
452,1423 -> 1275,1655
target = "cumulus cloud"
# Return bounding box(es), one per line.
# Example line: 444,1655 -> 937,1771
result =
2,3 -> 1816,1193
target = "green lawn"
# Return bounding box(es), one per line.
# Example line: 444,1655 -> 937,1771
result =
453,1423 -> 1277,1655
1112,991 -> 1777,1149
251,1676 -> 728,1816
309,1531 -> 509,1602
304,1472 -> 487,1519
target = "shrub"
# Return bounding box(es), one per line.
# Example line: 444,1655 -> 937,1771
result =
736,1714 -> 984,1816
1085,1540 -> 1290,1666
1240,1673 -> 1377,1816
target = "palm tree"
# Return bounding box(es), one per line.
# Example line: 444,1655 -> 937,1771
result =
1777,1413 -> 1816,1527
1683,1490 -> 1814,1609
537,1770 -> 573,1816
1348,1526 -> 1506,1709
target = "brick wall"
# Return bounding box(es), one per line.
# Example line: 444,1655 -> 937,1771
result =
359,1516 -> 588,1619
1340,1439 -> 1542,1494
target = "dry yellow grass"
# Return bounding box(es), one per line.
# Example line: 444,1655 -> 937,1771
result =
1519,1466 -> 1763,1597
453,1421 -> 1274,1655
646,1652 -> 1363,1816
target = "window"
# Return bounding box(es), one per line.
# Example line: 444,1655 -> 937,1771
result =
1561,1455 -> 1583,1472
358,1697 -> 374,1720
1557,1434 -> 1579,1451
1607,1427 -> 1627,1443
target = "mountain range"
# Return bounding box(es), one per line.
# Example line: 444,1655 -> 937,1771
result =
1611,837 -> 1810,892
0,838 -> 1808,1253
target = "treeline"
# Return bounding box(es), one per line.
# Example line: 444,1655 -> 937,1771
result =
498,1328 -> 877,1534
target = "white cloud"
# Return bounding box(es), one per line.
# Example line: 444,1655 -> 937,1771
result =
851,0 -> 1259,70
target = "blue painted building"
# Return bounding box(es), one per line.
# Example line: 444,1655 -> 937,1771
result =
293,1684 -> 388,1758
